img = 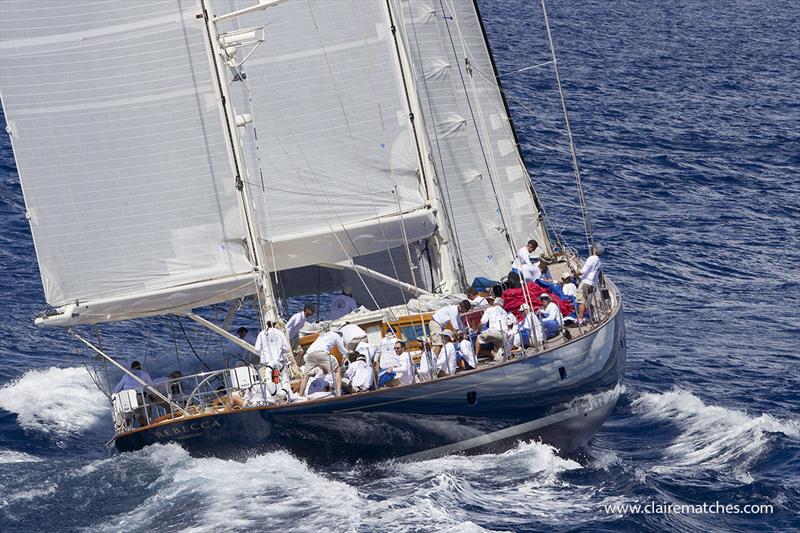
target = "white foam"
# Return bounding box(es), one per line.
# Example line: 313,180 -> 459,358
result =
0,366 -> 109,437
0,484 -> 57,509
631,388 -> 799,477
92,440 -> 616,532
0,449 -> 42,464
359,441 -> 618,530
96,444 -> 361,532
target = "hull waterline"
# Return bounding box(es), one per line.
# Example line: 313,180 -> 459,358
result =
114,306 -> 626,464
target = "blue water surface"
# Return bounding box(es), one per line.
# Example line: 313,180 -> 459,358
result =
1,1 -> 798,531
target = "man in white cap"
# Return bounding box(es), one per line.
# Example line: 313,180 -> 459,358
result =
299,328 -> 347,396
439,330 -> 458,375
536,293 -> 563,339
330,284 -> 358,320
515,304 -> 545,349
343,352 -> 374,393
476,297 -> 508,360
576,244 -> 604,324
559,272 -> 578,298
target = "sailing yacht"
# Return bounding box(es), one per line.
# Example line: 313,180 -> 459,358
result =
0,0 -> 625,463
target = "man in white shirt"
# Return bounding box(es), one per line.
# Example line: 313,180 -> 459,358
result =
576,244 -> 604,324
343,353 -> 374,393
466,287 -> 488,308
515,304 -> 545,350
476,297 -> 508,360
114,361 -> 153,393
299,329 -> 347,396
429,300 -> 471,343
520,261 -> 542,283
330,284 -> 358,320
234,327 -> 258,365
418,339 -> 442,381
439,330 -> 458,375
355,339 -> 379,368
514,239 -> 540,271
338,322 -> 367,351
504,313 -> 519,356
559,272 -> 578,298
536,293 -> 563,339
113,361 -> 153,427
456,331 -> 477,370
254,323 -> 291,369
285,304 -> 314,351
382,340 -> 416,386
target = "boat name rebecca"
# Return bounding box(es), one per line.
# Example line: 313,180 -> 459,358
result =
152,419 -> 222,439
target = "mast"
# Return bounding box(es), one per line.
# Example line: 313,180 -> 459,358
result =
385,0 -> 466,294
199,0 -> 280,322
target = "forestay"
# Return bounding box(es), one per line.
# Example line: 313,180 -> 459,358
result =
216,0 -> 437,271
392,0 -> 550,282
0,1 -> 256,324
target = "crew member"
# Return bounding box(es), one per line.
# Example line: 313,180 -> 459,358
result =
114,360 -> 153,393
254,322 -> 291,370
576,244 -> 604,324
330,284 -> 357,320
466,287 -> 488,308
299,328 -> 347,396
536,294 -> 563,338
476,297 -> 508,360
559,272 -> 578,298
428,300 -> 471,343
285,304 -> 314,351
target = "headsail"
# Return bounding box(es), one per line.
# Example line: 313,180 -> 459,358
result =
392,0 -> 551,282
0,1 -> 256,323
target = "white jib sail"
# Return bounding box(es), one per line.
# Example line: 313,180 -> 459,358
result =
0,1 -> 257,324
392,0 -> 551,283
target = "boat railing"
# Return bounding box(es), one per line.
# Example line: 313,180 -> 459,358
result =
111,363 -> 280,434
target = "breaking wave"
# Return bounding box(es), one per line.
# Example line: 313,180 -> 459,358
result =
0,367 -> 109,437
93,444 -> 360,532
631,388 -> 799,478
0,449 -> 42,464
87,440 -> 614,532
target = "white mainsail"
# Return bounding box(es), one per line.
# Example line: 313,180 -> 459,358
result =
217,0 -> 438,272
0,1 -> 257,323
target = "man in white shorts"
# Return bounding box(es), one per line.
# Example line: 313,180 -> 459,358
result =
476,297 -> 508,361
299,329 -> 347,396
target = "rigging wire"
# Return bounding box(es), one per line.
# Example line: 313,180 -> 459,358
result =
539,0 -> 595,252
175,316 -> 213,373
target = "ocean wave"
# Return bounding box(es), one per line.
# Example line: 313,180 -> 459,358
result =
631,388 -> 799,479
93,444 -> 360,532
0,366 -> 109,437
0,449 -> 42,464
87,440 -> 614,533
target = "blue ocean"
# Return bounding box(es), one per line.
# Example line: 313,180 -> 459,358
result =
1,0 -> 797,531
